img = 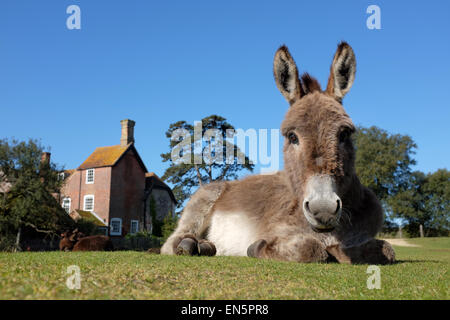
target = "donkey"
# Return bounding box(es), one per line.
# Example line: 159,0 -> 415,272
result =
60,229 -> 113,252
161,42 -> 395,264
59,229 -> 84,251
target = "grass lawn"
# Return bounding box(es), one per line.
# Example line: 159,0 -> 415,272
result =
0,237 -> 448,300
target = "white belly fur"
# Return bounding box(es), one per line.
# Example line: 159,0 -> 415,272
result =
208,211 -> 259,256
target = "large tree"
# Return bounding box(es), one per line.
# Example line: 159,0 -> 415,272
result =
353,125 -> 417,204
387,171 -> 428,234
388,169 -> 449,236
161,115 -> 254,208
421,169 -> 449,234
0,138 -> 74,250
354,126 -> 449,236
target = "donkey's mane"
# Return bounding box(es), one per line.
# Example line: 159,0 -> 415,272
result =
300,73 -> 322,95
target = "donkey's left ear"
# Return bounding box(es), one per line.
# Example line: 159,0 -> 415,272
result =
273,45 -> 303,105
326,42 -> 356,102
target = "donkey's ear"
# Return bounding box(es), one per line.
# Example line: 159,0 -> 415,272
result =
273,46 -> 303,105
326,42 -> 356,102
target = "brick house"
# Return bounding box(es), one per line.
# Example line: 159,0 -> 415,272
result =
60,119 -> 176,237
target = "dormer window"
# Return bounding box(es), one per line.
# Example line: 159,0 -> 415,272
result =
86,169 -> 95,184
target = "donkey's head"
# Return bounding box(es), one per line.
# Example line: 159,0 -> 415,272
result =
274,42 -> 357,233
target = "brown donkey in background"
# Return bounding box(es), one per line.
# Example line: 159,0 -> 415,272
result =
161,42 -> 395,264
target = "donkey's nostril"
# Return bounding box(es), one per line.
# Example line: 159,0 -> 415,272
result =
335,199 -> 341,214
305,201 -> 310,212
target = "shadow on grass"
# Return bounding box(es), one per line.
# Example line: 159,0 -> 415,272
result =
393,259 -> 442,264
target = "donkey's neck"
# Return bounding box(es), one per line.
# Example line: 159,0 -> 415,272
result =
341,174 -> 365,211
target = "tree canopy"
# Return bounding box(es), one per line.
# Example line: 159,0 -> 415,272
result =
354,126 -> 417,202
354,126 -> 449,236
161,115 -> 254,208
0,138 -> 74,250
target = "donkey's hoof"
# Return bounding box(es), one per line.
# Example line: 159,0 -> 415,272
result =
176,238 -> 199,256
198,240 -> 216,256
247,239 -> 267,258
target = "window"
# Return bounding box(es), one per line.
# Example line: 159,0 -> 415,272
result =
98,227 -> 108,236
83,195 -> 94,212
130,220 -> 139,234
62,198 -> 71,213
58,172 -> 66,181
86,169 -> 95,184
110,218 -> 122,236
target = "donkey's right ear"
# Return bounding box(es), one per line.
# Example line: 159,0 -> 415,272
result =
325,42 -> 356,102
273,46 -> 303,105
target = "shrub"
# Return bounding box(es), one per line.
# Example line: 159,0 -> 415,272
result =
162,214 -> 178,242
74,218 -> 103,236
113,230 -> 161,251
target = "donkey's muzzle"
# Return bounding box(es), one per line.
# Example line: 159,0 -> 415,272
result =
302,175 -> 342,232
304,199 -> 341,230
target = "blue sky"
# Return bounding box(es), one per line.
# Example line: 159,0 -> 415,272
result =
1,0 -> 449,180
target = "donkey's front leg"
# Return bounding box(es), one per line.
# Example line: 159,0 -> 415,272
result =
247,237 -> 331,263
326,239 -> 395,265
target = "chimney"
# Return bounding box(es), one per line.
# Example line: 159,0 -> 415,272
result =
120,119 -> 135,146
39,152 -> 51,183
40,152 -> 51,164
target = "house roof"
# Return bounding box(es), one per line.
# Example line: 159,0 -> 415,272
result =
145,172 -> 177,204
77,143 -> 147,172
78,144 -> 131,170
69,209 -> 107,227
62,169 -> 76,180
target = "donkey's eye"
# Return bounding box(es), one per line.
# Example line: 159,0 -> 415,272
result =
339,129 -> 351,143
288,132 -> 299,145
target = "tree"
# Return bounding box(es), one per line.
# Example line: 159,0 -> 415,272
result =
354,127 -> 449,236
161,115 -> 254,208
0,138 -> 74,251
161,213 -> 178,242
149,195 -> 162,236
389,169 -> 449,236
422,169 -> 450,235
354,126 -> 417,204
387,171 -> 428,235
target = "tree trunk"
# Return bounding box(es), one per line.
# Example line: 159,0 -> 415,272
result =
14,226 -> 21,252
419,224 -> 424,238
194,164 -> 203,186
207,166 -> 213,182
398,226 -> 403,238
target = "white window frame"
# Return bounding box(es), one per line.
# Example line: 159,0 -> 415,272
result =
59,172 -> 66,181
86,169 -> 95,184
110,218 -> 122,236
62,197 -> 71,213
130,220 -> 139,234
83,195 -> 95,212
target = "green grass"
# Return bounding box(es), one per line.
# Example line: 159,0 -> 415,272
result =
0,237 -> 448,299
